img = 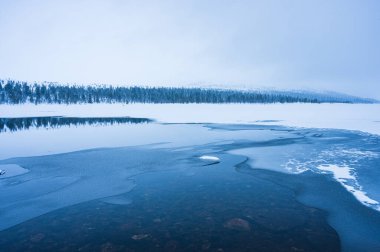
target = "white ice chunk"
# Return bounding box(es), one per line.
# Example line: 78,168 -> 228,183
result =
199,155 -> 220,162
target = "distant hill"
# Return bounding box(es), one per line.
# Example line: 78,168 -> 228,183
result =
0,79 -> 377,104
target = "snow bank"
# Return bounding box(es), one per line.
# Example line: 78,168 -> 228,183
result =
1,103 -> 379,135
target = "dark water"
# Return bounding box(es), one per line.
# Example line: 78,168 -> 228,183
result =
0,154 -> 339,252
0,116 -> 152,133
1,119 -> 380,251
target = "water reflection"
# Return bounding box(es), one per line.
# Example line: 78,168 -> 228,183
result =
0,116 -> 153,133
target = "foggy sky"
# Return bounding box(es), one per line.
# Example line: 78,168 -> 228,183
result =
0,0 -> 379,98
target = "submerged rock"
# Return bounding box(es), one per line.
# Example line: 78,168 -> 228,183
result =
223,218 -> 251,231
131,234 -> 149,240
201,241 -> 211,250
29,233 -> 45,243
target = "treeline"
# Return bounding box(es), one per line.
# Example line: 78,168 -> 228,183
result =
0,79 -> 376,104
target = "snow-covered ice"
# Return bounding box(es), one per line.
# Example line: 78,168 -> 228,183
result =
1,103 -> 380,135
317,164 -> 379,209
318,164 -> 355,180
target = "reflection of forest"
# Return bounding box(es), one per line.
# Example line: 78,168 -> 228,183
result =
0,117 -> 153,133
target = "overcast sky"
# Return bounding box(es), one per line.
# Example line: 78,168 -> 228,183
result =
0,0 -> 379,98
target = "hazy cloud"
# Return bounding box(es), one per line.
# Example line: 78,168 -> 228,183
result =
0,0 -> 379,98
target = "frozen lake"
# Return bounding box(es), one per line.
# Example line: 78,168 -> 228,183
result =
0,106 -> 380,251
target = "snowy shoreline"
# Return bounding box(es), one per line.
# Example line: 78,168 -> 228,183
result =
1,103 -> 380,135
